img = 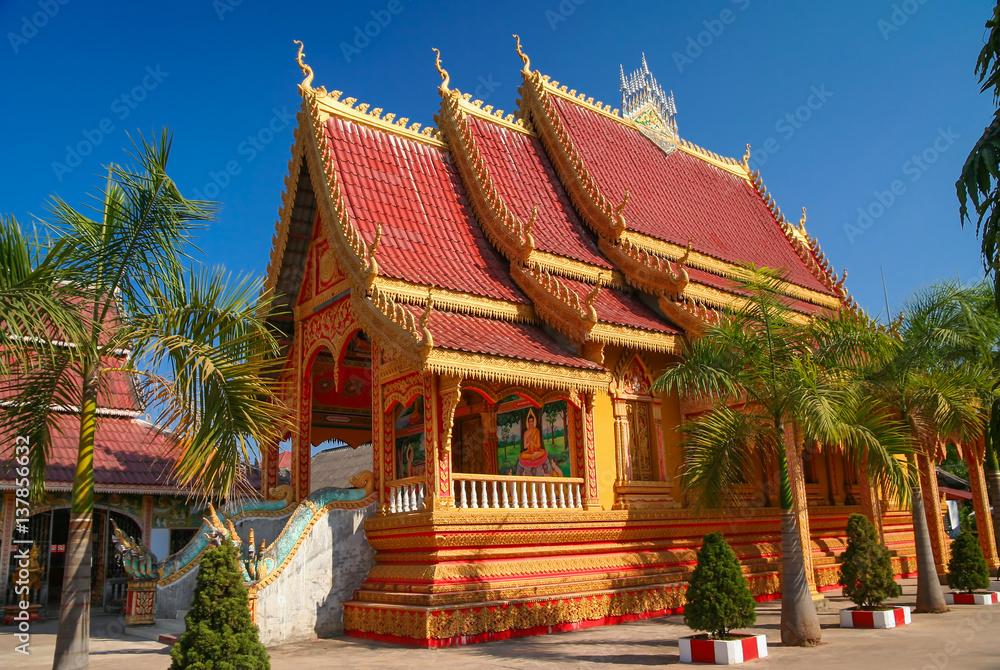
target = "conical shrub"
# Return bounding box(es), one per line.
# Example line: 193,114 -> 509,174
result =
684,533 -> 757,639
838,513 -> 900,608
947,530 -> 991,594
170,543 -> 269,670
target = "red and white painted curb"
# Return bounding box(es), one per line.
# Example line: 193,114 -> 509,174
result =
839,606 -> 911,629
679,634 -> 768,665
945,591 -> 999,605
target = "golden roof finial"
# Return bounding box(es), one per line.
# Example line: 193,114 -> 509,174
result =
419,288 -> 434,355
513,34 -> 531,73
431,48 -> 449,91
799,207 -> 808,234
293,40 -> 314,89
742,143 -> 751,168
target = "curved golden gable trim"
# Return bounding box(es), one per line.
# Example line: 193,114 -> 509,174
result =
313,90 -> 446,148
425,348 -> 610,392
510,263 -> 598,345
374,277 -> 537,324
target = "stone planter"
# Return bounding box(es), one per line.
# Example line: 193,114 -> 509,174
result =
679,633 -> 768,665
945,591 -> 999,605
839,606 -> 910,629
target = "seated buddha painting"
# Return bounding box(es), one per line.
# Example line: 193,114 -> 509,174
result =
496,398 -> 571,477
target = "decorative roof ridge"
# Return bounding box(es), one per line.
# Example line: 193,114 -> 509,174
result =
295,40 -> 444,148
436,78 -> 536,265
597,235 -> 690,300
746,168 -> 852,307
673,137 -> 748,177
424,348 -> 610,392
302,89 -> 381,294
518,66 -> 628,244
454,94 -> 534,135
350,283 -> 433,363
510,261 -> 599,346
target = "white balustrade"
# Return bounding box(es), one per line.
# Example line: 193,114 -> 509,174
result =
450,475 -> 585,511
387,479 -> 426,514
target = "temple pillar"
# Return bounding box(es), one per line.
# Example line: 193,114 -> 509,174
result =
423,374 -> 459,510
612,399 -> 630,509
260,437 -> 280,500
482,404 -> 499,476
292,333 -> 312,502
963,441 -> 1000,570
784,424 -> 819,597
829,449 -> 847,506
141,496 -> 153,550
917,449 -> 949,577
580,393 -> 601,510
651,399 -> 667,483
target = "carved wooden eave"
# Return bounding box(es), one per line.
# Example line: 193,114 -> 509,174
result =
589,322 -> 684,355
437,87 -> 536,265
349,283 -> 432,366
263,122 -> 308,301
658,296 -> 712,338
374,276 -> 537,324
510,262 -> 598,346
598,236 -> 690,299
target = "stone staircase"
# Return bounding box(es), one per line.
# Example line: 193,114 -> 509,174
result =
125,609 -> 187,645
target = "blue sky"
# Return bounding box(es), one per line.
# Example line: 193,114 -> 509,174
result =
0,0 -> 994,318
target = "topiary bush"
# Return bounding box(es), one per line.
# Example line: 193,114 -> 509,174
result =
947,530 -> 991,594
170,543 -> 269,670
838,513 -> 900,609
684,533 -> 757,639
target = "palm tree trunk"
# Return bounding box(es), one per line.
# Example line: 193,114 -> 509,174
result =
776,448 -> 822,646
53,371 -> 97,670
911,482 -> 948,613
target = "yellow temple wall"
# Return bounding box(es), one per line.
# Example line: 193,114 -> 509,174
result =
592,390 -> 617,510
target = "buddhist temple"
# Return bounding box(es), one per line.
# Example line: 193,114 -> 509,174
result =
251,38 -> 998,647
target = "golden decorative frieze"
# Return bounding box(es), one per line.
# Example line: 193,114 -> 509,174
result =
589,322 -> 683,355
424,348 -> 610,392
375,276 -> 536,323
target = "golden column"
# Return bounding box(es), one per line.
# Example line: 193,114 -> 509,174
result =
611,398 -> 631,509
963,440 -> 1000,570
917,448 -> 949,577
481,404 -> 499,476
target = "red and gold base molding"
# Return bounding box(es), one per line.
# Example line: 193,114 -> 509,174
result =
124,579 -> 157,626
344,578 -> 781,648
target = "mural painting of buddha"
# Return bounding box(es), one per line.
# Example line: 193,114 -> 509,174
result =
515,410 -> 553,476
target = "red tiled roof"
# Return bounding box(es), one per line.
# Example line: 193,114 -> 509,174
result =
0,413 -> 180,491
409,306 -> 603,370
0,358 -> 141,412
548,96 -> 833,294
559,277 -> 680,334
324,117 -> 527,302
683,265 -> 828,315
466,115 -> 612,269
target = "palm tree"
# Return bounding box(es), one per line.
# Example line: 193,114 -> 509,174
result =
655,267 -> 910,646
0,131 -> 288,670
869,281 -> 1000,612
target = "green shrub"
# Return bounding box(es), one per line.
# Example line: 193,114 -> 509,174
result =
684,533 -> 757,638
170,543 -> 269,670
947,530 -> 991,594
838,513 -> 900,609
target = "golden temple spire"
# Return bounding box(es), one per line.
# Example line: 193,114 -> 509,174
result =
798,207 -> 808,235
293,39 -> 314,89
432,48 -> 449,91
742,143 -> 751,168
513,34 -> 531,73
